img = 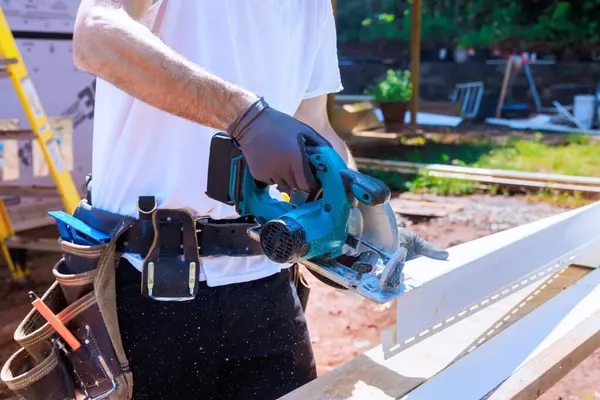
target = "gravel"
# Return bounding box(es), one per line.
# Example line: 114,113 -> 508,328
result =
439,194 -> 567,231
394,194 -> 568,249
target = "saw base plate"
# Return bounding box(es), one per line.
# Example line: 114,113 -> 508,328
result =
301,258 -> 407,304
247,226 -> 407,304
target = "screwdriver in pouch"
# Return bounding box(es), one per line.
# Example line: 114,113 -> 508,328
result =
29,291 -> 81,351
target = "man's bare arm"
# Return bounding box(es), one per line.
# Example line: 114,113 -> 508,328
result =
73,0 -> 257,130
294,95 -> 357,170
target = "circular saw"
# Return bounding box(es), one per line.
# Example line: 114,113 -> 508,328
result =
205,133 -> 408,304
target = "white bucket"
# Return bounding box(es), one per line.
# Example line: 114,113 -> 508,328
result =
573,95 -> 595,129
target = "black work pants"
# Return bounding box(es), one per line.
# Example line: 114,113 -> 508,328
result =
115,260 -> 316,400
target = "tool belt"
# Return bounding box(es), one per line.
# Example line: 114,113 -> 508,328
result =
0,195 -> 266,400
83,196 -> 263,300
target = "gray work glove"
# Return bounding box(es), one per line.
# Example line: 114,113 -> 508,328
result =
227,97 -> 332,193
398,228 -> 449,261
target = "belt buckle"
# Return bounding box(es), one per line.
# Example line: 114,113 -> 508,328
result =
140,208 -> 201,301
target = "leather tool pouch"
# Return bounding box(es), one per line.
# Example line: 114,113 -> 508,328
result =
1,201 -> 136,400
1,346 -> 76,400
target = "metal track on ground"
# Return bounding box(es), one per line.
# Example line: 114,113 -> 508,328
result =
356,157 -> 600,193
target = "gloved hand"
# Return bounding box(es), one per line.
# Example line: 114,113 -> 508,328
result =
227,97 -> 332,193
398,228 -> 449,261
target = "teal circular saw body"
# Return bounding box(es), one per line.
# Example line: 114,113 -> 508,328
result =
206,133 -> 408,303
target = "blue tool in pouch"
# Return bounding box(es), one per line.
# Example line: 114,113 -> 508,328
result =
48,210 -> 111,246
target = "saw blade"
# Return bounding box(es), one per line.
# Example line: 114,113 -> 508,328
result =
349,201 -> 399,254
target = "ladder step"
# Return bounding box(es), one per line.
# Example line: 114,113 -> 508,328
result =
0,129 -> 35,140
5,236 -> 61,252
0,58 -> 18,66
0,119 -> 19,130
12,216 -> 55,233
0,59 -> 14,78
0,186 -> 61,197
0,119 -> 70,139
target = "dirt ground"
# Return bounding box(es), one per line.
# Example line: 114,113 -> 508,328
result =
0,194 -> 599,399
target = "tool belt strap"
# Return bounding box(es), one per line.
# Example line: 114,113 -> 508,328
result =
74,197 -> 263,258
119,215 -> 263,257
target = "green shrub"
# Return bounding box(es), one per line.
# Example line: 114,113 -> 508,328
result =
365,69 -> 412,103
358,168 -> 412,191
359,13 -> 402,42
407,170 -> 478,196
564,133 -> 591,146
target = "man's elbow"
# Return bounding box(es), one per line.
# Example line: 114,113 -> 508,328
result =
73,12 -> 98,71
72,31 -> 91,71
72,7 -> 113,72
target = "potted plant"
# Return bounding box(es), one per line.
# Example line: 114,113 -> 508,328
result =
365,69 -> 412,129
453,34 -> 471,63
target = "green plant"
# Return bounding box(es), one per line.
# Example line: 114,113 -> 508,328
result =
488,185 -> 500,195
564,132 -> 591,146
472,26 -> 495,47
456,34 -> 473,49
421,15 -> 459,45
525,1 -> 578,45
358,168 -> 412,192
365,69 -> 412,103
359,13 -> 402,43
407,170 -> 478,196
336,0 -> 600,52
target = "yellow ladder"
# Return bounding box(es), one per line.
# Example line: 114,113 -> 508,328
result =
0,7 -> 80,280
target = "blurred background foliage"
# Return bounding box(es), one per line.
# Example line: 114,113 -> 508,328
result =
336,0 -> 600,50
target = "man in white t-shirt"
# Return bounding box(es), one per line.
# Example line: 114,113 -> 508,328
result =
72,1 -> 448,399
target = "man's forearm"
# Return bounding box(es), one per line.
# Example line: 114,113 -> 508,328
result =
73,5 -> 256,130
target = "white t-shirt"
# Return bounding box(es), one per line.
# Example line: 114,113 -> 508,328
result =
91,0 -> 343,287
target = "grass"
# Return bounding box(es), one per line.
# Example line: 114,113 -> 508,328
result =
359,132 -> 600,206
407,169 -> 479,196
361,167 -> 479,196
526,190 -> 590,209
473,133 -> 600,177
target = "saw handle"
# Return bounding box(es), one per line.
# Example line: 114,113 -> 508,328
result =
340,169 -> 390,206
